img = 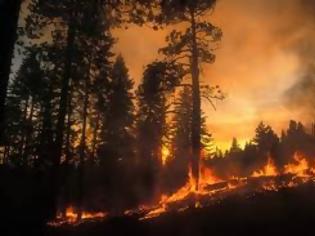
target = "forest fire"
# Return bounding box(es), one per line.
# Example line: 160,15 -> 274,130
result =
4,0 -> 315,235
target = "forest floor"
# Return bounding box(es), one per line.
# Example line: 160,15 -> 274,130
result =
43,181 -> 315,236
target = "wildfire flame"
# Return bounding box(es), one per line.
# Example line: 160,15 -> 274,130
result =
141,165 -> 222,220
284,153 -> 313,178
48,206 -> 107,226
49,152 -> 315,226
141,152 -> 315,220
252,157 -> 277,177
161,145 -> 170,166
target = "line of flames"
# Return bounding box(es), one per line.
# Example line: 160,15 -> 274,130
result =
252,153 -> 315,178
138,152 -> 315,220
48,206 -> 107,226
49,152 -> 315,226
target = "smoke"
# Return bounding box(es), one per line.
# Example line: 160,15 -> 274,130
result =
283,0 -> 315,120
284,66 -> 315,119
113,0 -> 315,148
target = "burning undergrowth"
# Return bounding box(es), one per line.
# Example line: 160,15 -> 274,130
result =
48,151 -> 315,227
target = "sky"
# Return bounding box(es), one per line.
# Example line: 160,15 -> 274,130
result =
113,0 -> 315,150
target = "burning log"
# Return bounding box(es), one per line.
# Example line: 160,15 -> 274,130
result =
203,181 -> 229,192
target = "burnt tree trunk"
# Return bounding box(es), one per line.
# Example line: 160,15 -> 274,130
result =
190,9 -> 201,190
0,0 -> 22,144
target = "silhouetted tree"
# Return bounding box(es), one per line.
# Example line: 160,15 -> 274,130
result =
253,122 -> 279,153
136,61 -> 183,201
98,55 -> 135,165
163,86 -> 215,192
165,87 -> 192,191
157,0 -> 223,188
0,0 -> 23,143
240,142 -> 258,175
4,46 -> 57,167
230,137 -> 242,154
97,55 -> 136,213
19,0 -> 120,217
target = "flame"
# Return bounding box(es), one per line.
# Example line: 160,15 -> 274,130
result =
284,153 -> 312,178
63,206 -> 77,222
160,167 -> 196,204
49,206 -> 107,226
140,152 -> 315,220
141,165 -> 222,220
161,145 -> 170,166
49,153 -> 315,225
200,166 -> 220,186
252,158 -> 278,177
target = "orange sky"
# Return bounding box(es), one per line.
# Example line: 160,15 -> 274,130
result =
113,0 -> 315,150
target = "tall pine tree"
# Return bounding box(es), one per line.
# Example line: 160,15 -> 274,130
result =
136,61 -> 184,200
157,0 -> 222,189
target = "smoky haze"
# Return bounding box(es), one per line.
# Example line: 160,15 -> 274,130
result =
284,0 -> 315,120
113,0 -> 315,150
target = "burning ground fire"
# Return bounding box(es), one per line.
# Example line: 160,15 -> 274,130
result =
47,206 -> 107,226
48,152 -> 315,227
127,152 -> 315,220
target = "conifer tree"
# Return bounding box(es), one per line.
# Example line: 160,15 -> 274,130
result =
99,55 -> 135,164
157,0 -> 223,188
136,61 -> 183,200
0,0 -> 23,142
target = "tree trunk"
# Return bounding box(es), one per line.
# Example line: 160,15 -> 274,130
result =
77,62 -> 91,220
0,0 -> 22,144
3,145 -> 10,164
51,18 -> 76,219
19,97 -> 29,161
38,85 -> 54,167
65,83 -> 73,165
61,82 -> 73,218
54,22 -> 75,167
190,9 -> 201,191
91,113 -> 100,162
23,97 -> 35,165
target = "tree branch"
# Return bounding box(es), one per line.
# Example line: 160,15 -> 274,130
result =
202,96 -> 217,111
